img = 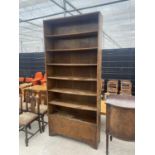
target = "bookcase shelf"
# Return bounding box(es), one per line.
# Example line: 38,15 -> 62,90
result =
49,100 -> 97,111
44,12 -> 102,149
46,47 -> 98,52
47,63 -> 97,66
48,76 -> 97,81
48,88 -> 96,96
45,30 -> 97,39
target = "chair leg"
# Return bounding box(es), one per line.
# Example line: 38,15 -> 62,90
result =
110,135 -> 113,141
28,124 -> 31,129
106,134 -> 109,155
41,115 -> 45,132
25,126 -> 28,147
38,118 -> 42,133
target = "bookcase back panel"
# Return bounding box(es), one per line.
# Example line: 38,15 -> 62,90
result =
48,92 -> 96,104
52,37 -> 97,49
51,106 -> 97,123
48,80 -> 96,92
52,22 -> 98,35
45,38 -> 54,49
47,66 -> 97,78
47,79 -> 55,89
44,14 -> 98,35
46,51 -> 97,64
46,66 -> 54,76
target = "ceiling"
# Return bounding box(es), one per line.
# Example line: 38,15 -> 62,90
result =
19,0 -> 135,52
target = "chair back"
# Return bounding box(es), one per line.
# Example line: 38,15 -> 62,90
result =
25,77 -> 33,83
120,80 -> 132,95
44,73 -> 46,79
24,89 -> 40,114
19,88 -> 22,112
107,80 -> 118,94
34,72 -> 43,79
19,77 -> 25,83
19,93 -> 23,113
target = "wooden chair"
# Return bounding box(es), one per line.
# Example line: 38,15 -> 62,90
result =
19,90 -> 42,146
120,80 -> 132,95
101,79 -> 104,99
19,89 -> 31,112
41,73 -> 46,85
25,77 -> 33,83
32,72 -> 43,85
19,77 -> 25,84
36,91 -> 48,132
107,80 -> 118,94
19,93 -> 22,114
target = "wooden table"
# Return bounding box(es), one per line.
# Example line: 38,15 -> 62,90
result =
101,100 -> 106,115
24,85 -> 47,104
101,93 -> 112,115
19,83 -> 32,97
24,85 -> 47,92
105,94 -> 135,155
19,83 -> 32,89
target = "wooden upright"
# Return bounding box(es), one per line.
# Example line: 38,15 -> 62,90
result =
43,12 -> 103,149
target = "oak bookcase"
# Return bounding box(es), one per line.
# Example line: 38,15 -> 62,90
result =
43,12 -> 103,148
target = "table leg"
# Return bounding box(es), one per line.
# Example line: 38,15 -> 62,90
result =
106,134 -> 109,155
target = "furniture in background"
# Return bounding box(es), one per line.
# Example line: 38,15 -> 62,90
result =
37,91 -> 48,132
120,80 -> 132,95
24,85 -> 47,103
25,77 -> 33,83
101,79 -> 106,114
107,80 -> 119,94
19,83 -> 33,102
19,77 -> 25,84
19,89 -> 22,114
101,79 -> 104,99
44,12 -> 103,148
19,87 -> 31,113
41,73 -> 46,85
19,90 -> 42,146
24,85 -> 48,130
105,94 -> 135,155
19,83 -> 32,90
32,72 -> 43,85
101,100 -> 106,115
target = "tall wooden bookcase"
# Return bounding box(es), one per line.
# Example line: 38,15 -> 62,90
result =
44,12 -> 103,149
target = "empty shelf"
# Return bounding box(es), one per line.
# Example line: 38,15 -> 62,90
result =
45,30 -> 97,39
46,47 -> 97,52
47,63 -> 97,66
48,76 -> 97,81
49,112 -> 96,124
49,100 -> 97,111
48,88 -> 96,96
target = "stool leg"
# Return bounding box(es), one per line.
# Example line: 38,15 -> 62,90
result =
106,134 -> 109,155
